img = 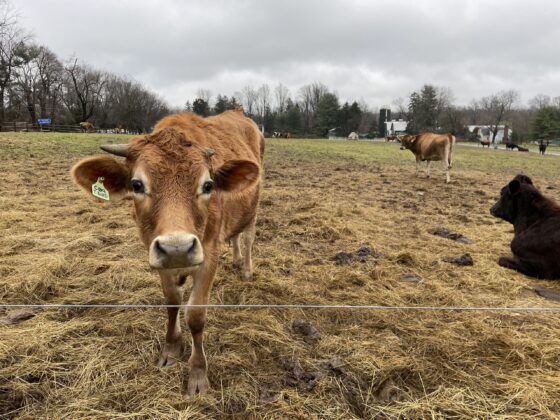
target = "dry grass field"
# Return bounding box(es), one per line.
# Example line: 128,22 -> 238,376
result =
2,132 -> 560,418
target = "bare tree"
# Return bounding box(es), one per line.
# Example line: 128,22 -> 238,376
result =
35,46 -> 64,121
466,99 -> 481,125
298,84 -> 313,133
309,82 -> 328,113
13,43 -> 40,122
195,88 -> 212,106
240,85 -> 258,116
529,93 -> 551,110
256,83 -> 270,125
63,58 -> 106,123
391,97 -> 408,120
478,90 -> 519,143
0,1 -> 27,122
274,83 -> 289,113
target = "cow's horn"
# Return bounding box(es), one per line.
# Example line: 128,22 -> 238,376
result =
100,144 -> 129,157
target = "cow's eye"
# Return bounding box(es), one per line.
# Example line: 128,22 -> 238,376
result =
202,180 -> 214,194
131,179 -> 145,194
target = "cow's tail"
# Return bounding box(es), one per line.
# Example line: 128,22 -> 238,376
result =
448,134 -> 456,168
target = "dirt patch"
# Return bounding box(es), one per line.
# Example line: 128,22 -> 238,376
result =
331,245 -> 383,265
430,226 -> 475,244
443,253 -> 474,266
291,319 -> 321,344
281,357 -> 323,391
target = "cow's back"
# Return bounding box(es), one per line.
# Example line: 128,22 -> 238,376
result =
154,110 -> 263,168
416,133 -> 453,161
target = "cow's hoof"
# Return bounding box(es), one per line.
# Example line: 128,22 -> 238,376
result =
232,260 -> 243,271
157,341 -> 182,368
186,368 -> 209,396
242,271 -> 253,281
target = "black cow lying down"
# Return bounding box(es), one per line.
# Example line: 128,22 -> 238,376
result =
490,175 -> 560,279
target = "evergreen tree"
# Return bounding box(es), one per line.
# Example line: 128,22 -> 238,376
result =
192,98 -> 210,117
532,106 -> 560,139
284,101 -> 303,135
213,94 -> 228,114
315,92 -> 340,137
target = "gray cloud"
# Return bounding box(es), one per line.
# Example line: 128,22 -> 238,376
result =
16,0 -> 560,107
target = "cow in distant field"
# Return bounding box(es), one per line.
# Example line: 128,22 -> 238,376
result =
79,121 -> 95,133
71,110 -> 264,396
348,132 -> 359,140
518,146 -> 529,152
399,132 -> 456,183
490,175 -> 560,279
480,139 -> 491,148
385,135 -> 398,142
539,139 -> 549,155
506,142 -> 519,151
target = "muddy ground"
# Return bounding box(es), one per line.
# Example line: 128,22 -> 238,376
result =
1,134 -> 560,418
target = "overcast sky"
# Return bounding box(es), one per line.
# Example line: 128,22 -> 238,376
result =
15,0 -> 560,110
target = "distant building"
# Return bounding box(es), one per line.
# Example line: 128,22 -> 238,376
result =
328,128 -> 343,139
467,125 -> 512,143
385,120 -> 408,136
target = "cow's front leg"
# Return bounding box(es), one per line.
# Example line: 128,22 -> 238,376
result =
157,273 -> 185,368
242,219 -> 256,281
415,157 -> 421,176
425,161 -> 432,178
185,259 -> 217,396
231,233 -> 243,270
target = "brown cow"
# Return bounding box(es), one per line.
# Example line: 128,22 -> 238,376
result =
480,139 -> 491,148
385,135 -> 398,142
71,110 -> 263,395
79,121 -> 95,133
490,175 -> 560,279
399,133 -> 456,183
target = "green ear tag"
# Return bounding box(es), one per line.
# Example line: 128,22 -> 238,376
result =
92,177 -> 110,200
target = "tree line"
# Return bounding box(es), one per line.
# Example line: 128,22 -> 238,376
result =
0,2 -> 169,132
185,83 -> 377,138
186,82 -> 560,142
391,85 -> 560,143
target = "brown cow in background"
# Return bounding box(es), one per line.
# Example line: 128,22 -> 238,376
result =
79,121 -> 95,133
399,132 -> 456,183
72,110 -> 264,396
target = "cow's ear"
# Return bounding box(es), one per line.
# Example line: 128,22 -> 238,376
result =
508,179 -> 521,195
71,156 -> 129,200
514,174 -> 533,185
214,160 -> 260,192
410,135 -> 417,143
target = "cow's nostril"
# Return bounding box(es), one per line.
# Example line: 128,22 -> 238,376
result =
155,239 -> 167,256
187,238 -> 197,254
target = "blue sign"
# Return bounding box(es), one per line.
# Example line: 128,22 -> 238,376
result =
37,118 -> 51,124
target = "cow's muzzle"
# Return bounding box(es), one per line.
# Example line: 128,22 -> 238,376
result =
149,233 -> 203,269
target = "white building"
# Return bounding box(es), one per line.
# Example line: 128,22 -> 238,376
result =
385,120 -> 408,136
467,125 -> 512,143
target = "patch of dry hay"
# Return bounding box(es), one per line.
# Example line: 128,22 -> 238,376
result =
1,136 -> 560,418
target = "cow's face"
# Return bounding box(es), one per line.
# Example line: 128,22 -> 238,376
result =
72,128 -> 259,273
490,175 -> 534,223
399,135 -> 415,150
